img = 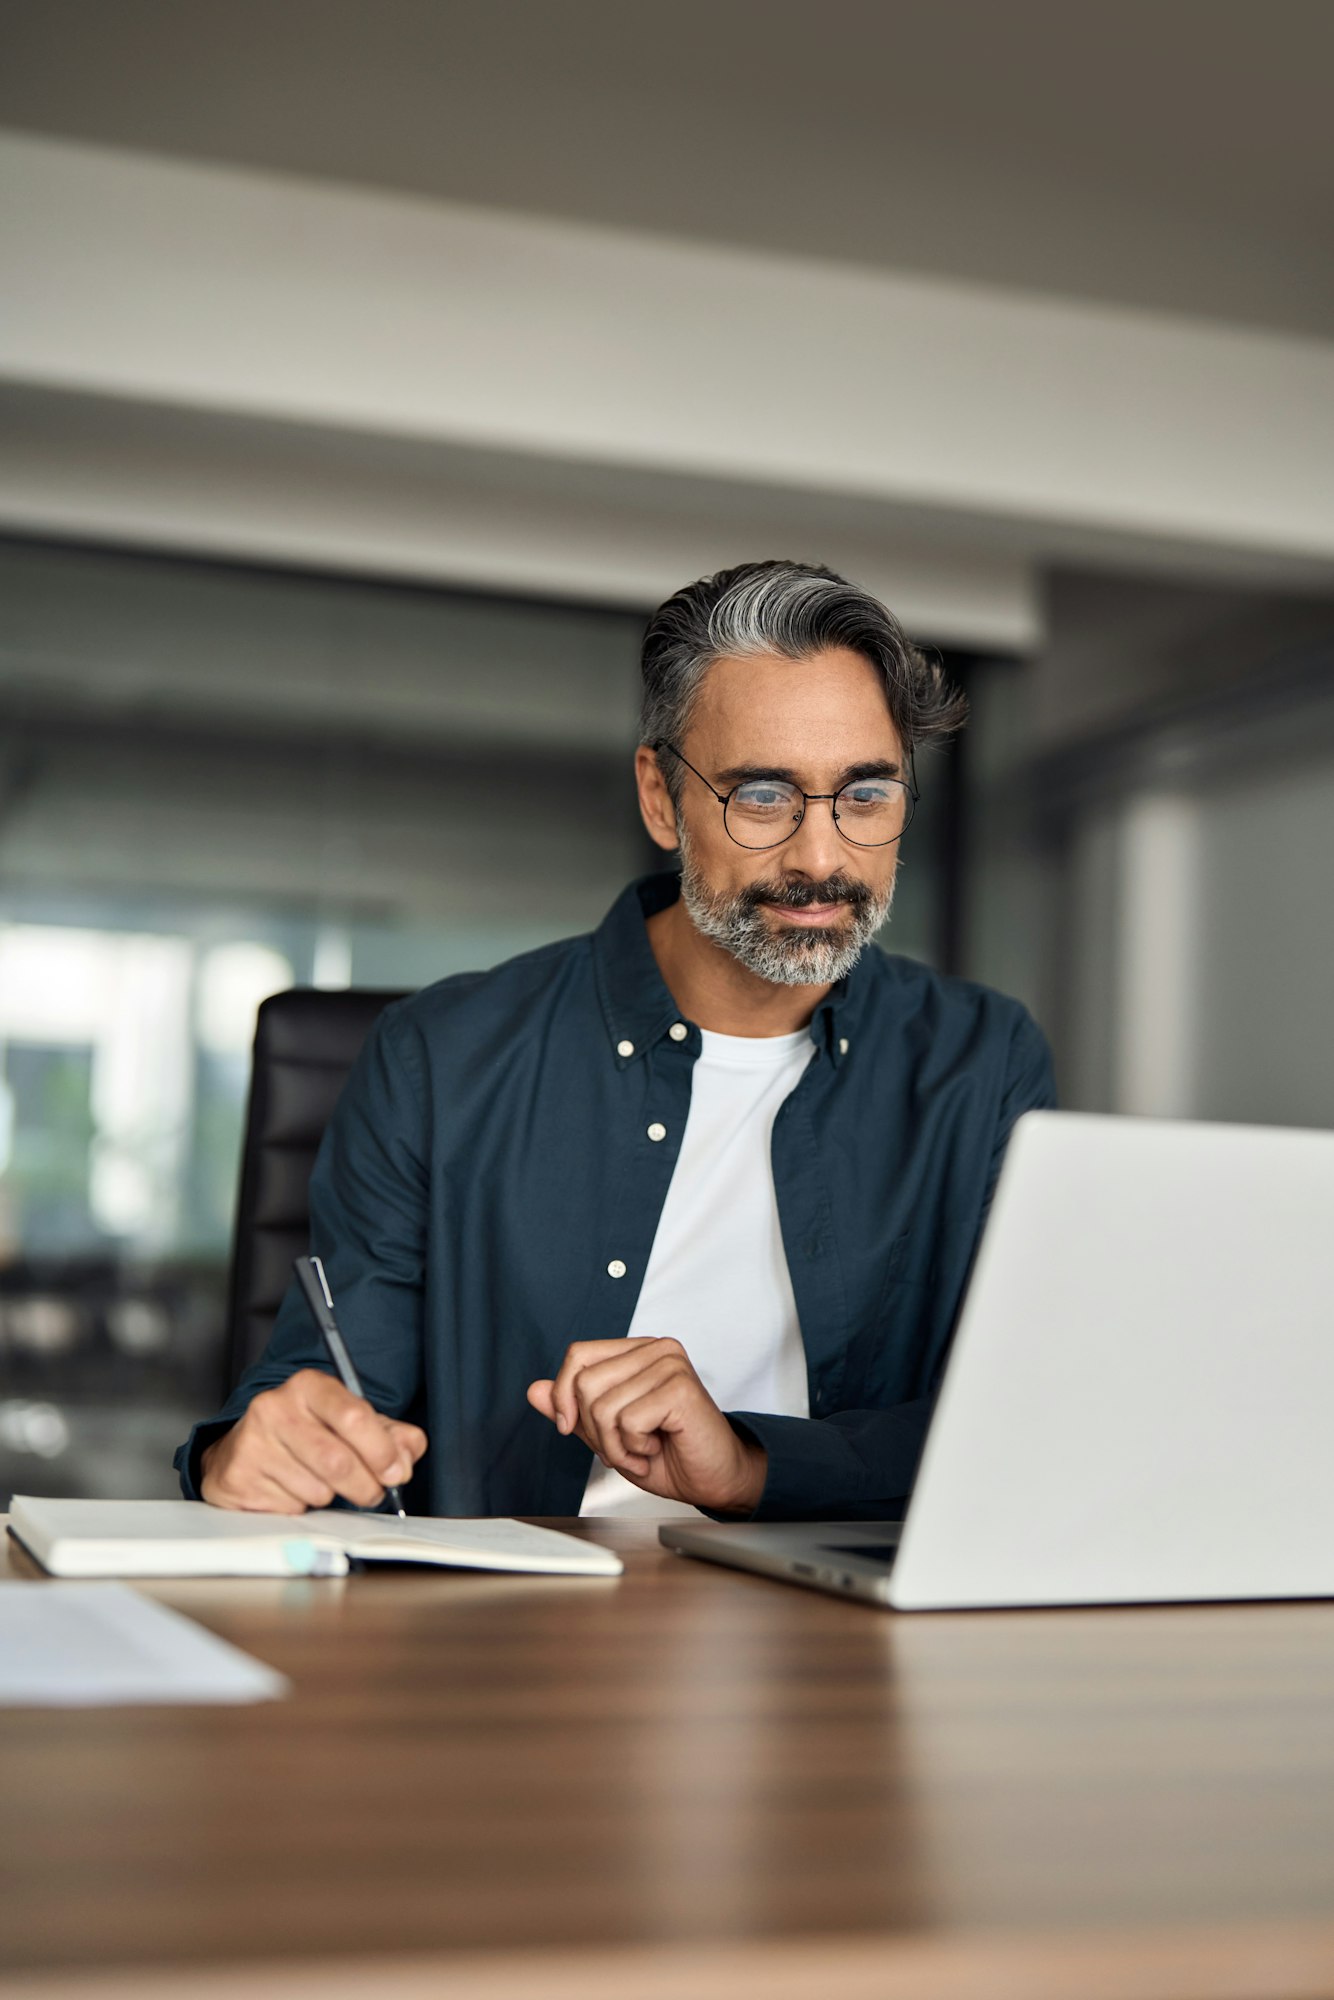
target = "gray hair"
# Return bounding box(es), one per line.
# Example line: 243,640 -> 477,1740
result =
639,559 -> 966,800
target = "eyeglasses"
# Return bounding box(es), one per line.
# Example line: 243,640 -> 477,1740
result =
657,743 -> 918,851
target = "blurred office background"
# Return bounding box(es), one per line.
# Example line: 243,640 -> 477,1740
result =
0,0 -> 1331,1502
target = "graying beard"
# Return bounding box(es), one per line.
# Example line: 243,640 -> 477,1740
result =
678,842 -> 893,988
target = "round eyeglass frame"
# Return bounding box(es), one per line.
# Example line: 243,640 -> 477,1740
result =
656,742 -> 918,851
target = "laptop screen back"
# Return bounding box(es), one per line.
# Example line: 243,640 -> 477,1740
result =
889,1111 -> 1334,1609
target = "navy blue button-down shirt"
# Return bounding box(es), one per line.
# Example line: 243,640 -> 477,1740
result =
176,872 -> 1055,1518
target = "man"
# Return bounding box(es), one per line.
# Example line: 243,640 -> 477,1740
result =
176,559 -> 1054,1521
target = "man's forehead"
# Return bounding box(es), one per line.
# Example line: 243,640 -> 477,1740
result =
690,646 -> 901,752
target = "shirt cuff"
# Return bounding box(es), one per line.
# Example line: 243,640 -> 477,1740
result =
173,1418 -> 237,1501
716,1411 -> 865,1520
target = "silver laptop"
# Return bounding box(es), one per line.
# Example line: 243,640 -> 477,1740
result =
661,1110 -> 1334,1610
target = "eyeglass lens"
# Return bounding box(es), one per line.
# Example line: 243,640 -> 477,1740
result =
724,777 -> 914,850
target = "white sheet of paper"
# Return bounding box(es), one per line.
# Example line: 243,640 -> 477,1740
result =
0,1582 -> 289,1706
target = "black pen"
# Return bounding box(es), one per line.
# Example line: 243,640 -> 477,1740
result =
293,1255 -> 408,1517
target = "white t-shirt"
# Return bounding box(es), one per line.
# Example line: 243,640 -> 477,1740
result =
580,1025 -> 812,1518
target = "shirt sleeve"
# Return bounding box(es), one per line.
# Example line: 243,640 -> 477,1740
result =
721,1007 -> 1058,1522
174,1006 -> 431,1500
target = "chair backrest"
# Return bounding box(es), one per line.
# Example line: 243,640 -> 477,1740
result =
224,987 -> 407,1392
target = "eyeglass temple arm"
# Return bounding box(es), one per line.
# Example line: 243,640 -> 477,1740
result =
653,742 -> 730,805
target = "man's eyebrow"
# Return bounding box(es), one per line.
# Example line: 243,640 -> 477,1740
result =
836,759 -> 903,784
713,758 -> 902,788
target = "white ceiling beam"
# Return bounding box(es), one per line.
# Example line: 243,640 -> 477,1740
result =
2,132 -> 1332,607
0,388 -> 1042,650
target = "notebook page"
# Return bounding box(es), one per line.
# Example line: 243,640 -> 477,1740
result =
323,1512 -> 624,1575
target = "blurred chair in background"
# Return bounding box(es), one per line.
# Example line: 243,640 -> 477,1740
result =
225,988 -> 405,1395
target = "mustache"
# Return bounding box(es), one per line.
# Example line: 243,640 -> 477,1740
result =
740,874 -> 872,913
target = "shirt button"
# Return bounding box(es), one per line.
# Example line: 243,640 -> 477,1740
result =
668,1022 -> 688,1042
838,1037 -> 850,1055
646,1122 -> 667,1142
607,1259 -> 627,1279
616,1039 -> 635,1058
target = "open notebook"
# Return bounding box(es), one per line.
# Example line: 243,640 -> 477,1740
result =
8,1496 -> 624,1580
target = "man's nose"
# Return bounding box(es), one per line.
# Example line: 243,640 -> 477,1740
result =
780,795 -> 846,878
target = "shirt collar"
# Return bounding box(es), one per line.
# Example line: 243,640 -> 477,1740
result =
593,873 -> 689,1066
593,872 -> 870,1070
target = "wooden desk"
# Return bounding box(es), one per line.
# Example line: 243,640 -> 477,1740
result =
3,1518 -> 1334,2000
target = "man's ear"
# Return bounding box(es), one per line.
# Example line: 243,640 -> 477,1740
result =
634,745 -> 680,853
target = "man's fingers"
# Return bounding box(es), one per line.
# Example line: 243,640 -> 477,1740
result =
286,1415 -> 388,1508
549,1339 -> 669,1434
533,1373 -> 650,1473
526,1379 -> 557,1420
388,1420 -> 429,1465
271,1432 -> 341,1510
614,1381 -> 693,1458
200,1372 -> 430,1515
338,1397 -> 414,1483
530,1340 -> 704,1487
206,1454 -> 319,1515
285,1371 -> 425,1474
582,1354 -> 691,1470
553,1338 -> 685,1436
256,1391 -> 393,1507
250,1469 -> 320,1515
294,1374 -> 414,1486
254,1464 -> 330,1504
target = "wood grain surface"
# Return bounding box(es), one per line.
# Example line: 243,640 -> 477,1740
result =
3,1517 -> 1334,1999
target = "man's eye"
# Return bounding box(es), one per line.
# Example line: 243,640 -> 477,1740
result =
843,782 -> 895,805
734,783 -> 793,809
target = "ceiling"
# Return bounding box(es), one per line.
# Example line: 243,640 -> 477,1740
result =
2,0 -> 1332,339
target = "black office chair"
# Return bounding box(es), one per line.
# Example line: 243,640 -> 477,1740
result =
224,987 -> 408,1394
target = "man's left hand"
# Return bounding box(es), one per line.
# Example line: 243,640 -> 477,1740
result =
526,1338 -> 766,1515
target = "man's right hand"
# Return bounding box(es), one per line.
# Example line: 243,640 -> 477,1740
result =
199,1369 -> 428,1513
